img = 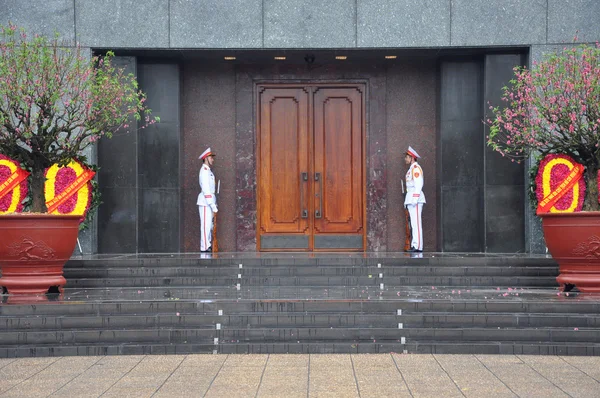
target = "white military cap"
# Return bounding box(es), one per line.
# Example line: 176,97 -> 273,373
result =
199,147 -> 216,160
406,146 -> 421,159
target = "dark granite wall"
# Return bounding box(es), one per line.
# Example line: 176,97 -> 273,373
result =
439,55 -> 526,252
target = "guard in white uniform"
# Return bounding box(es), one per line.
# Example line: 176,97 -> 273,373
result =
197,147 -> 218,252
404,146 -> 426,252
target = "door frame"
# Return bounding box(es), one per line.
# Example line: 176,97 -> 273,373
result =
255,82 -> 367,251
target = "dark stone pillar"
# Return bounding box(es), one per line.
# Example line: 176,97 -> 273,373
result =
483,54 -> 526,253
97,57 -> 139,253
137,63 -> 181,253
439,60 -> 484,251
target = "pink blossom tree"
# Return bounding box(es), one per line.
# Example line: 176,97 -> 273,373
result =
0,24 -> 156,212
487,43 -> 600,211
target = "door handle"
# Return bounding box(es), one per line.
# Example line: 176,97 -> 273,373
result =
315,172 -> 322,218
300,172 -> 308,218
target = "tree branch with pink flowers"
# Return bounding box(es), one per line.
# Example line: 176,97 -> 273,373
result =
487,43 -> 600,211
0,24 -> 157,212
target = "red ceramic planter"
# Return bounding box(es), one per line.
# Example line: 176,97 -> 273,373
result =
541,212 -> 600,293
0,214 -> 80,296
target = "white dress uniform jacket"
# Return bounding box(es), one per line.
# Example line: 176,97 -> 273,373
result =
197,164 -> 217,252
404,162 -> 426,206
404,161 -> 425,252
197,165 -> 217,210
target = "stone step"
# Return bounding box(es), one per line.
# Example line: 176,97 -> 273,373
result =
63,275 -> 557,288
401,313 -> 600,328
50,286 -> 553,301
1,296 -> 597,316
0,314 -> 397,330
0,327 -> 598,346
2,312 -> 599,330
1,340 -> 598,357
63,265 -> 557,278
0,343 -> 216,357
218,341 -> 600,355
65,256 -> 558,268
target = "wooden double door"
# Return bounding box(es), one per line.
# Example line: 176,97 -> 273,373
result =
257,84 -> 366,251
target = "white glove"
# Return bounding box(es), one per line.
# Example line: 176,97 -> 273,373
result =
210,204 -> 218,213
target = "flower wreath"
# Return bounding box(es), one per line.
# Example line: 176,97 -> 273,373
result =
44,159 -> 96,224
535,154 -> 585,214
0,154 -> 29,214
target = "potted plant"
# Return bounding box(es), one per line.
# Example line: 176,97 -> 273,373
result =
0,24 -> 155,298
488,42 -> 600,292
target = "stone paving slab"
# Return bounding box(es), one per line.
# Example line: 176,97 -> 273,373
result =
0,354 -> 597,397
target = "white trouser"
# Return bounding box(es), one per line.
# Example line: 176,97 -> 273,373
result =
406,203 -> 423,251
199,205 -> 214,251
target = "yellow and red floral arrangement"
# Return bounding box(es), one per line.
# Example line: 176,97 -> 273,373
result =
0,154 -> 29,214
44,160 -> 96,223
535,154 -> 585,214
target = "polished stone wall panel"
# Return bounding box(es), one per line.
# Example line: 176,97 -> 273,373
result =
485,185 -> 524,253
97,133 -> 137,188
451,0 -> 547,46
548,0 -> 600,43
137,120 -> 179,190
170,0 -> 262,48
484,54 -> 525,253
357,0 -> 450,47
0,0 -> 74,40
97,57 -> 138,253
366,73 -> 387,251
97,187 -> 137,253
137,63 -> 180,253
75,0 -> 169,47
439,60 -> 484,252
181,63 -> 236,252
386,61 -> 438,252
234,68 -> 257,251
441,186 -> 483,251
138,188 -> 179,252
264,0 -> 356,48
440,62 -> 482,121
137,64 -> 180,189
97,130 -> 138,253
440,121 -> 483,186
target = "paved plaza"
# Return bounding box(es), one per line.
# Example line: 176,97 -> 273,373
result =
0,353 -> 598,397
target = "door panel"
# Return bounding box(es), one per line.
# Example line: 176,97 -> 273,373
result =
258,84 -> 365,251
258,87 -> 310,236
313,87 -> 364,235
